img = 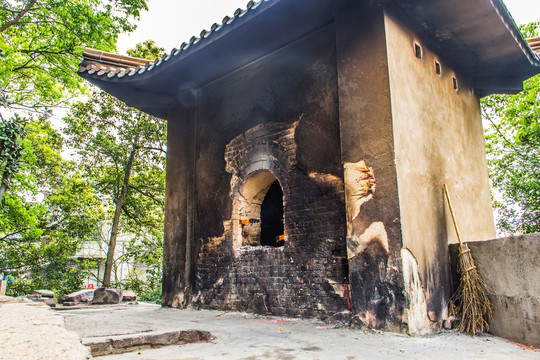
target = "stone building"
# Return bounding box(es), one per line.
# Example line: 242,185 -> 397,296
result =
78,0 -> 540,333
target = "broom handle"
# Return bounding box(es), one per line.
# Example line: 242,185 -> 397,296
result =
444,184 -> 463,247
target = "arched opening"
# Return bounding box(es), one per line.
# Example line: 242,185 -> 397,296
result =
233,171 -> 285,248
260,180 -> 284,246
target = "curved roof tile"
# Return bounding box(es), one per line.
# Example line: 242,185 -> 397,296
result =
79,0 -> 539,83
79,0 -> 268,80
78,0 -> 540,117
528,37 -> 540,55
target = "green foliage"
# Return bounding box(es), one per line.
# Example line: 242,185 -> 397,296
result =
0,0 -> 164,298
120,233 -> 163,303
64,90 -> 166,232
520,21 -> 540,38
0,115 -> 25,182
0,0 -> 149,237
126,39 -> 165,60
64,83 -> 166,294
481,22 -> 540,235
0,118 -> 104,296
0,0 -> 148,111
61,41 -> 166,292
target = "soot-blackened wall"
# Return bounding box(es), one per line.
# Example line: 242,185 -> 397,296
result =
190,26 -> 349,318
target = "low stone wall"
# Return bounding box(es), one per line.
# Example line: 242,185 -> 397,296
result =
449,234 -> 540,347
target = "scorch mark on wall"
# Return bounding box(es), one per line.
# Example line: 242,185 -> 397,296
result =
347,221 -> 389,259
344,160 -> 376,233
344,160 -> 386,259
307,172 -> 343,187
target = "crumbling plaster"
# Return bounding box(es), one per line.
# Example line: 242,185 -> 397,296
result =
336,4 -> 407,330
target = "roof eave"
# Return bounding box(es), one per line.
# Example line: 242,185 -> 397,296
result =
78,0 -> 540,115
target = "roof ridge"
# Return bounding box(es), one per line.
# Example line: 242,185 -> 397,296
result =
82,48 -> 154,68
79,0 -> 270,79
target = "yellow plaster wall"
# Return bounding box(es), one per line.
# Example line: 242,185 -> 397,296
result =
384,13 -> 496,319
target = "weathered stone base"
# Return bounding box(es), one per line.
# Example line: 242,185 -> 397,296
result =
83,329 -> 213,357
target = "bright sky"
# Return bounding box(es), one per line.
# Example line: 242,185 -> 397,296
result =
117,0 -> 540,55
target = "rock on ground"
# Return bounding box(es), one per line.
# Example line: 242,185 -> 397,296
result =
0,297 -> 91,360
62,289 -> 95,305
121,290 -> 137,302
92,288 -> 123,305
32,290 -> 54,298
84,329 -> 212,357
27,290 -> 57,307
30,297 -> 57,308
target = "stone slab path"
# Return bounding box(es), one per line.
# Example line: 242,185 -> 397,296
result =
60,303 -> 540,360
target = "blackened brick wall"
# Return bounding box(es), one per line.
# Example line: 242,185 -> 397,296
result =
192,26 -> 349,319
196,167 -> 349,318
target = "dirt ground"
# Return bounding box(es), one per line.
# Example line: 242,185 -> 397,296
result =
0,296 -> 91,360
60,303 -> 540,360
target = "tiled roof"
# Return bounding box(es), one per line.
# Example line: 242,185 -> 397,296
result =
528,37 -> 540,55
79,0 -> 540,83
79,48 -> 154,78
79,0 -> 266,79
78,0 -> 540,115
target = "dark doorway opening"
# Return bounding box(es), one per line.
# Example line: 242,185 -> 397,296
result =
260,180 -> 284,246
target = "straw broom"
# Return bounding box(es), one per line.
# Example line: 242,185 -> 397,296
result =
444,184 -> 492,335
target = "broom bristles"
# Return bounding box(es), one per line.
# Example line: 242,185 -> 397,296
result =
450,244 -> 493,335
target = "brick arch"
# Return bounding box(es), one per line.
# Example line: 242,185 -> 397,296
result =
231,163 -> 288,250
224,122 -> 297,252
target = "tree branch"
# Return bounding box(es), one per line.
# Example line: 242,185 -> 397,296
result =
127,184 -> 163,205
483,110 -> 531,163
139,146 -> 166,154
0,0 -> 38,33
121,206 -> 154,227
0,228 -> 31,242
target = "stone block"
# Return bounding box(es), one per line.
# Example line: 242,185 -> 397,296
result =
122,290 -> 137,302
62,289 -> 94,304
32,290 -> 54,298
33,297 -> 57,308
92,288 -> 123,305
84,330 -> 212,357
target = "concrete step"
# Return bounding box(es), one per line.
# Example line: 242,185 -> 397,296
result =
82,329 -> 213,357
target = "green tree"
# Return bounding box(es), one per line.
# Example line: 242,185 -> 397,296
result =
126,39 -> 164,59
0,0 -> 148,111
0,114 -> 25,201
64,89 -> 166,288
0,0 -> 148,203
0,118 -> 104,296
118,232 -> 163,302
64,41 -> 166,288
481,22 -> 540,235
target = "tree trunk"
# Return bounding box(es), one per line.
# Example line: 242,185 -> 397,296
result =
0,169 -> 9,203
102,143 -> 137,287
